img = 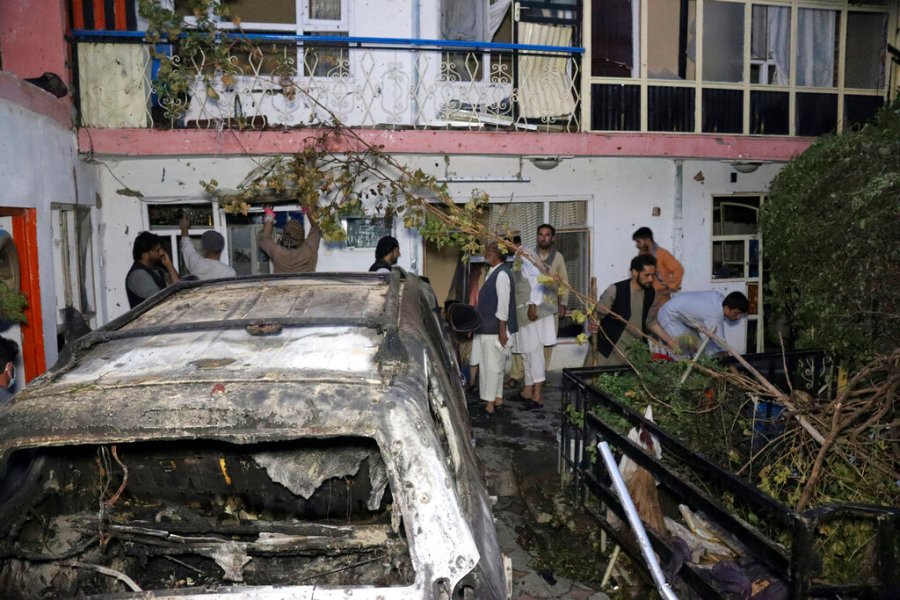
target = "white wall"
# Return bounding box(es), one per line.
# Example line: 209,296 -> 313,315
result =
92,153 -> 787,360
0,96 -> 79,375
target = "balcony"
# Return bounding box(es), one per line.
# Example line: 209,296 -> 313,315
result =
73,31 -> 583,133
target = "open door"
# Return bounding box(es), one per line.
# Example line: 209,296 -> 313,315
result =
0,208 -> 46,384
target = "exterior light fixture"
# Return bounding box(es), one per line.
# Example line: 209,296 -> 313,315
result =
727,160 -> 765,174
526,155 -> 571,170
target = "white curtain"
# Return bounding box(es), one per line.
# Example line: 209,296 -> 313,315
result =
489,0 -> 513,39
796,9 -> 836,87
517,22 -> 576,118
767,6 -> 790,85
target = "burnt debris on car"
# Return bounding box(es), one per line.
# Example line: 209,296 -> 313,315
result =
0,271 -> 510,599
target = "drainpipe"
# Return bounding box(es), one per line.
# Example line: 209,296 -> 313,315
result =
598,441 -> 679,600
672,160 -> 683,262
412,0 -> 421,125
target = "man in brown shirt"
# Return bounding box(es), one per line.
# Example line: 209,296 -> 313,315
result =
258,206 -> 322,273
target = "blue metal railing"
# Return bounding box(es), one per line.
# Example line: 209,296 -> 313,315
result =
71,29 -> 584,56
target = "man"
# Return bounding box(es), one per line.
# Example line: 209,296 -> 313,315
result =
658,290 -> 750,357
584,254 -> 675,367
369,236 -> 400,272
126,231 -> 180,308
258,206 -> 322,273
535,224 -> 569,368
633,227 -> 684,306
179,216 -> 236,280
0,337 -> 19,404
472,242 -> 517,414
512,245 -> 551,409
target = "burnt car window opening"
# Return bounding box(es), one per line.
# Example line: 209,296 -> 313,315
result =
0,437 -> 414,594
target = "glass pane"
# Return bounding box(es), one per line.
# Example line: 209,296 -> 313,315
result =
750,5 -> 790,85
553,230 -> 590,312
796,9 -> 838,87
713,197 -> 760,235
844,95 -> 884,131
304,33 -> 349,77
648,86 -> 694,131
746,318 -> 759,352
593,0 -> 637,77
796,92 -> 837,136
845,12 -> 887,89
702,0 -> 743,83
702,88 -> 742,133
591,83 -> 640,131
550,201 -> 588,228
148,203 -> 214,229
648,0 -> 696,80
227,224 -> 260,277
750,91 -> 788,135
488,203 -> 543,249
712,240 -> 744,279
309,0 -> 341,21
346,218 -> 391,248
224,0 -> 296,24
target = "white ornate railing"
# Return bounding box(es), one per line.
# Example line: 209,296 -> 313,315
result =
74,31 -> 582,132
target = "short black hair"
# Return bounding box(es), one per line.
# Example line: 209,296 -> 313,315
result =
0,337 -> 19,365
537,223 -> 555,237
632,227 -> 654,241
630,254 -> 657,272
132,231 -> 163,261
723,291 -> 750,313
375,235 -> 399,260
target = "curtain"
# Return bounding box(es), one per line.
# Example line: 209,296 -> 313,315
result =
442,0 -> 488,41
797,9 -> 836,87
767,6 -> 790,85
488,0 -> 513,39
517,22 -> 576,118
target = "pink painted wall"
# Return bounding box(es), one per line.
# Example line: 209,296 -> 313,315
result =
0,0 -> 68,80
78,128 -> 814,162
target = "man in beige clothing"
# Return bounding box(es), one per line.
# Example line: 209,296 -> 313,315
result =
535,224 -> 569,369
258,205 -> 322,273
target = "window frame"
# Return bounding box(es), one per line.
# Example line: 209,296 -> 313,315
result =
584,0 -> 892,135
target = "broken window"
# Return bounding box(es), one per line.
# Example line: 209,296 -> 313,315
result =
591,0 -> 637,78
702,0 -> 743,83
648,0 -> 696,80
0,438 -> 412,595
750,4 -> 790,85
844,12 -> 887,90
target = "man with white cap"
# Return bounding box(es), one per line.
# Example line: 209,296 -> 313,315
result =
258,205 -> 322,273
179,216 -> 236,280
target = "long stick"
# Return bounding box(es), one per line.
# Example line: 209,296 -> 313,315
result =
598,442 -> 678,600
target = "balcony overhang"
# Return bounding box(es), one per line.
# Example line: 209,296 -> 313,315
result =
77,128 -> 814,162
0,71 -> 72,130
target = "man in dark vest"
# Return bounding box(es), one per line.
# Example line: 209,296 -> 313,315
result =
125,231 -> 180,309
584,254 -> 674,367
472,241 -> 518,414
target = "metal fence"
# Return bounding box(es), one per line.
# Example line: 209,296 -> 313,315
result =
73,31 -> 582,132
560,351 -> 898,599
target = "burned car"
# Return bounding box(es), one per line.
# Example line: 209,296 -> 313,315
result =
0,271 -> 510,599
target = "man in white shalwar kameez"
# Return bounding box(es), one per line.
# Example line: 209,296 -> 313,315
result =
512,248 -> 556,409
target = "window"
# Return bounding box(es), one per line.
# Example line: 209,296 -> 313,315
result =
712,195 -> 763,351
588,0 -> 890,135
343,217 -> 392,249
51,206 -> 96,340
225,207 -> 304,276
147,202 -> 226,276
711,196 -> 760,280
